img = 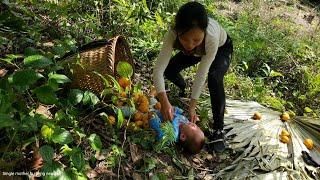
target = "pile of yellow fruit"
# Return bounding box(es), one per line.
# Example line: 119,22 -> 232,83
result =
279,129 -> 291,144
105,78 -> 163,132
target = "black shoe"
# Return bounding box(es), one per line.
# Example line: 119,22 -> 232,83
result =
207,129 -> 226,153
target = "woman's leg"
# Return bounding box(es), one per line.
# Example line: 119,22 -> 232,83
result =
164,52 -> 201,96
207,37 -> 233,152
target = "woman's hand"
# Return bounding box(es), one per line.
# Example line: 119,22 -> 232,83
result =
189,98 -> 199,123
157,92 -> 174,121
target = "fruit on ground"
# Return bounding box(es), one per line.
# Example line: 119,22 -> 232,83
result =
118,77 -> 131,88
252,112 -> 262,120
143,121 -> 149,129
142,113 -> 149,122
133,112 -> 143,122
135,120 -> 143,127
304,139 -> 314,150
281,112 -> 290,121
280,135 -> 290,143
139,103 -> 149,113
133,92 -> 142,102
280,129 -> 290,137
108,115 -> 116,125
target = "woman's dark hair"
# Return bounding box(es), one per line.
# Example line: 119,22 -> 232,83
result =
174,1 -> 208,35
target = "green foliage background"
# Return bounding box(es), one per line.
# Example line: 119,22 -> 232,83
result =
0,0 -> 319,178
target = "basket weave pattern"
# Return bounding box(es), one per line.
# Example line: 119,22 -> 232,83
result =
65,36 -> 134,93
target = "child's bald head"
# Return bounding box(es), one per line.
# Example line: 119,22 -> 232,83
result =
179,123 -> 205,154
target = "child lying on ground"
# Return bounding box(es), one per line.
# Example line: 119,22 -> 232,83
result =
149,106 -> 205,154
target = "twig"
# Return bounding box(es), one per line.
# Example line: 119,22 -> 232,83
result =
117,114 -> 133,179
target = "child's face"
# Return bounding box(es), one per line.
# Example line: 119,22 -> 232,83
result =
178,27 -> 205,51
180,123 -> 204,142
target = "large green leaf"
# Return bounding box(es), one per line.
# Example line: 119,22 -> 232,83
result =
88,134 -> 102,152
24,55 -> 53,68
0,114 -> 17,129
40,161 -> 64,180
20,116 -> 38,132
70,147 -> 85,171
48,73 -> 71,84
33,85 -> 58,105
116,61 -> 133,78
39,145 -> 54,164
52,127 -> 73,144
82,91 -> 99,106
12,69 -> 43,86
68,89 -> 83,105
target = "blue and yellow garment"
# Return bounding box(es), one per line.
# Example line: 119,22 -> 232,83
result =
149,106 -> 189,142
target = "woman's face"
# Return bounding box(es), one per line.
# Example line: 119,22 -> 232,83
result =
178,27 -> 205,51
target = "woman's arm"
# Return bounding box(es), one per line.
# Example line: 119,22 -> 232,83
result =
153,29 -> 176,121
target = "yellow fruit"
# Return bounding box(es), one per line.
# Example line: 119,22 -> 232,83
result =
135,120 -> 143,127
108,115 -> 116,125
154,102 -> 161,110
142,113 -> 149,122
139,103 -> 149,113
280,135 -> 290,143
139,95 -> 149,105
281,112 -> 290,121
304,139 -> 314,150
133,112 -> 143,122
133,92 -> 142,102
252,112 -> 262,120
120,92 -> 127,98
118,77 -> 131,89
143,121 -> 149,129
280,129 -> 290,137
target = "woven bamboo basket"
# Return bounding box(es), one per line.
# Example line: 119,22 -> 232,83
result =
61,36 -> 134,94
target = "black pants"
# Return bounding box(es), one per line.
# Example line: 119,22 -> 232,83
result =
164,35 -> 233,131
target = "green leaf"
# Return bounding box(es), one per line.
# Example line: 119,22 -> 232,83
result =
41,125 -> 54,140
40,161 -> 64,179
20,116 -> 38,132
52,127 -> 73,144
116,61 -> 133,78
82,91 -> 99,106
117,108 -> 124,128
68,89 -> 83,105
88,134 -> 103,152
141,157 -> 156,172
12,69 -> 43,86
107,75 -> 121,92
304,107 -> 313,113
0,114 -> 17,129
24,55 -> 53,68
40,145 -> 54,163
269,70 -> 284,77
0,54 -> 23,65
93,71 -> 110,88
70,147 -> 85,171
48,73 -> 71,84
33,85 -> 58,105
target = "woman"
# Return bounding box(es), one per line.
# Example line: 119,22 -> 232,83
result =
152,1 -> 233,152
